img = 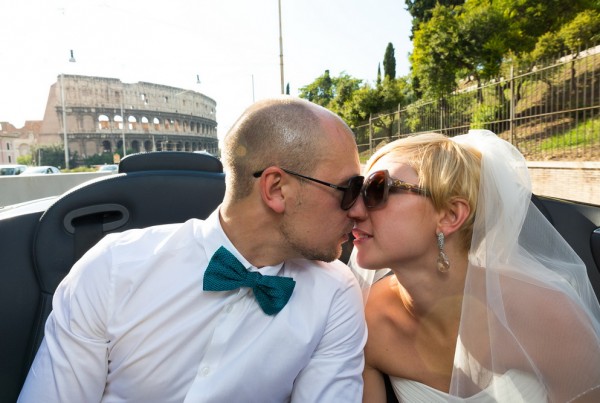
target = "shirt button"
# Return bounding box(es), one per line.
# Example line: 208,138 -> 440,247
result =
225,305 -> 233,313
200,367 -> 210,376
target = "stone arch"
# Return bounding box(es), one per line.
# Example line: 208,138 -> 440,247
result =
141,116 -> 149,132
114,115 -> 124,130
102,140 -> 112,153
128,115 -> 137,130
98,114 -> 110,130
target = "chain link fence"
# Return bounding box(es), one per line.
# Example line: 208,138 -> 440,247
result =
354,45 -> 600,161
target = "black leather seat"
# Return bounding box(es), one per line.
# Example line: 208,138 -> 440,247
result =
0,152 -> 225,403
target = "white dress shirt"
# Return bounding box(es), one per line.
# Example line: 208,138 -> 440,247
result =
18,208 -> 367,403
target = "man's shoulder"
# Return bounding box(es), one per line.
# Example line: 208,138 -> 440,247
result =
106,218 -> 202,247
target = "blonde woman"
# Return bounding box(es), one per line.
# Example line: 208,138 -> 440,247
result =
349,130 -> 600,402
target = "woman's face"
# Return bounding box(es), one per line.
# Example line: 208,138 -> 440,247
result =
350,155 -> 441,271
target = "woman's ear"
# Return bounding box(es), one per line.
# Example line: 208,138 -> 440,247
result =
257,167 -> 287,214
438,197 -> 470,236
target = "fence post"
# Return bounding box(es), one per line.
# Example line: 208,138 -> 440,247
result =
369,113 -> 373,155
397,103 -> 401,138
440,97 -> 444,133
510,64 -> 515,145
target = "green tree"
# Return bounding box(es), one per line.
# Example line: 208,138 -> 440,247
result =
298,69 -> 334,107
410,4 -> 463,98
494,0 -> 599,55
341,77 -> 412,139
558,9 -> 600,52
405,0 -> 465,38
383,43 -> 396,80
84,152 -> 114,166
17,154 -> 33,165
32,144 -> 72,169
298,70 -> 362,112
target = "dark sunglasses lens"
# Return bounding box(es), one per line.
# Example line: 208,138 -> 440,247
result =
341,176 -> 364,210
364,171 -> 387,208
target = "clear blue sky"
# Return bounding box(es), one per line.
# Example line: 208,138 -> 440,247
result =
0,0 -> 413,138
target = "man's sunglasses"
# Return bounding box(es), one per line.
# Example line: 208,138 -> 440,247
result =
253,168 -> 364,210
362,170 -> 430,209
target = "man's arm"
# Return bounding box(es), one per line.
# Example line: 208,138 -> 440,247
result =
290,276 -> 367,402
18,238 -> 114,402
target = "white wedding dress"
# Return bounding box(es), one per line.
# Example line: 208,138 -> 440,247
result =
390,369 -> 547,402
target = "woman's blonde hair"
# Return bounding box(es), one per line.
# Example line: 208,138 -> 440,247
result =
366,132 -> 482,251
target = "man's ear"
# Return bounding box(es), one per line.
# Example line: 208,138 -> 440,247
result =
438,197 -> 470,236
257,167 -> 287,214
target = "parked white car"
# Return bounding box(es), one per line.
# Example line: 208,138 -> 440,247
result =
0,164 -> 27,176
20,166 -> 61,175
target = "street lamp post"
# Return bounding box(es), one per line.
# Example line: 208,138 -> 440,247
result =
121,87 -> 126,157
278,0 -> 284,94
60,73 -> 69,169
60,50 -> 76,170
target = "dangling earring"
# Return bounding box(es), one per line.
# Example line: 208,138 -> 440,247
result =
436,232 -> 450,273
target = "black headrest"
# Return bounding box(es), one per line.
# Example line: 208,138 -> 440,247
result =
119,151 -> 222,173
33,169 -> 225,294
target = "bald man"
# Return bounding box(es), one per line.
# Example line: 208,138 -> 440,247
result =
20,96 -> 367,403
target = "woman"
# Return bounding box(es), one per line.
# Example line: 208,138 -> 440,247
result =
349,130 -> 600,402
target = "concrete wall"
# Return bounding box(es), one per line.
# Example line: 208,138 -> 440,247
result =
0,172 -> 113,207
529,162 -> 599,205
1,162 -> 598,209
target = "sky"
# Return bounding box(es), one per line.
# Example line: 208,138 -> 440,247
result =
0,0 -> 413,139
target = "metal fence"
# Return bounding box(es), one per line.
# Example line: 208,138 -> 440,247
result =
354,45 -> 600,161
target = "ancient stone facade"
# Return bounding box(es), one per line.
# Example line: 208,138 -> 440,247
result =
0,121 -> 40,164
38,75 -> 218,159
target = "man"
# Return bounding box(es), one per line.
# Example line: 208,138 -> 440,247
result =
19,96 -> 367,402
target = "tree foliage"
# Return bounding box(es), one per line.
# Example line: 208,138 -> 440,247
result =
31,145 -> 70,169
405,0 -> 466,38
409,0 -> 600,99
383,43 -> 396,80
299,69 -> 413,138
297,1 -> 599,132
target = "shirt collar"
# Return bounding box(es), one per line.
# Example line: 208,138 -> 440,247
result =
200,207 -> 285,277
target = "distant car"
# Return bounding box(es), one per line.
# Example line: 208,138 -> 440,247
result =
97,164 -> 119,173
20,166 -> 61,175
0,164 -> 27,176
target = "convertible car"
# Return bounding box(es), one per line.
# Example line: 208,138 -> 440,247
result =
0,151 -> 599,403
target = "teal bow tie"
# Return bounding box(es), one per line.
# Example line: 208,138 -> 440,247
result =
203,246 -> 296,315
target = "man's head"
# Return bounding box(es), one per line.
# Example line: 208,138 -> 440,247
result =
220,96 -> 361,264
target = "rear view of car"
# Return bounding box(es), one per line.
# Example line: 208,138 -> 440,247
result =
20,166 -> 61,175
0,164 -> 27,176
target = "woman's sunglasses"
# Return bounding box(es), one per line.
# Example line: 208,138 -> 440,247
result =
362,170 -> 429,209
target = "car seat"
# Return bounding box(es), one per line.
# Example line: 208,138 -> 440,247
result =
0,151 -> 225,403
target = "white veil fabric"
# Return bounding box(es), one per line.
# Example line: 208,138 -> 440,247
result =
450,130 -> 600,401
350,130 -> 600,401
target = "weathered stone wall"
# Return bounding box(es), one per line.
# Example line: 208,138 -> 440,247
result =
37,75 -> 219,158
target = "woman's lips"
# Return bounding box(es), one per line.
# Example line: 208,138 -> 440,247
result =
351,228 -> 372,245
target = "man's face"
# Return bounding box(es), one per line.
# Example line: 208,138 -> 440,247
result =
279,117 -> 361,262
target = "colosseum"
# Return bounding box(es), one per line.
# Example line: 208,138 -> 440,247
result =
38,74 -> 218,159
